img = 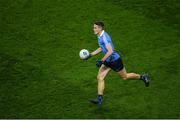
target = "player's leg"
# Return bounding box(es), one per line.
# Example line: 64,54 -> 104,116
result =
90,64 -> 111,105
118,67 -> 149,87
108,58 -> 139,80
97,64 -> 111,95
109,57 -> 149,86
118,67 -> 140,80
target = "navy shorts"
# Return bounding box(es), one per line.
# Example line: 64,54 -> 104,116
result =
104,58 -> 124,72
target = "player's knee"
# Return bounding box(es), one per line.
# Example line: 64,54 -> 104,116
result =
121,75 -> 128,80
122,77 -> 128,80
97,75 -> 103,81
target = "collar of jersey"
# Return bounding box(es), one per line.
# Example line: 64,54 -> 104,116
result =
99,30 -> 104,37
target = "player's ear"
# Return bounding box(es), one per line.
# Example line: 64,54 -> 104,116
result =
99,26 -> 103,30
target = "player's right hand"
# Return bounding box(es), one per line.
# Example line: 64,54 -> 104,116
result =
84,54 -> 92,60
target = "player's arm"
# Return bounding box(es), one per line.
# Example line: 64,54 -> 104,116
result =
96,44 -> 113,67
90,47 -> 102,56
85,47 -> 101,60
101,44 -> 113,62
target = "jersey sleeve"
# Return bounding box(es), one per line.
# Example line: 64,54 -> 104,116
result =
102,34 -> 111,45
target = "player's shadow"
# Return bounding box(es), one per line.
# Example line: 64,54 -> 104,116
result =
88,102 -> 112,117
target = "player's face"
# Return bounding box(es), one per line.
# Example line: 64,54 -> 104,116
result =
93,24 -> 102,35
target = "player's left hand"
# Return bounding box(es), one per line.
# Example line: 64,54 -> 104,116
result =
96,60 -> 103,67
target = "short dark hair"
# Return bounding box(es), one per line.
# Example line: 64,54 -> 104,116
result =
94,21 -> 104,29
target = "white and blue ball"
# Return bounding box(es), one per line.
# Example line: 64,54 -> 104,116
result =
79,49 -> 90,59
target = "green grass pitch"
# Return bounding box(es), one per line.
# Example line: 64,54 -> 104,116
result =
0,0 -> 180,118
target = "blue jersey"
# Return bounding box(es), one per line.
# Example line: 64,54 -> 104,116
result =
98,30 -> 120,62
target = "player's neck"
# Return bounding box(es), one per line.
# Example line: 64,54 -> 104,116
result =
98,30 -> 104,36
